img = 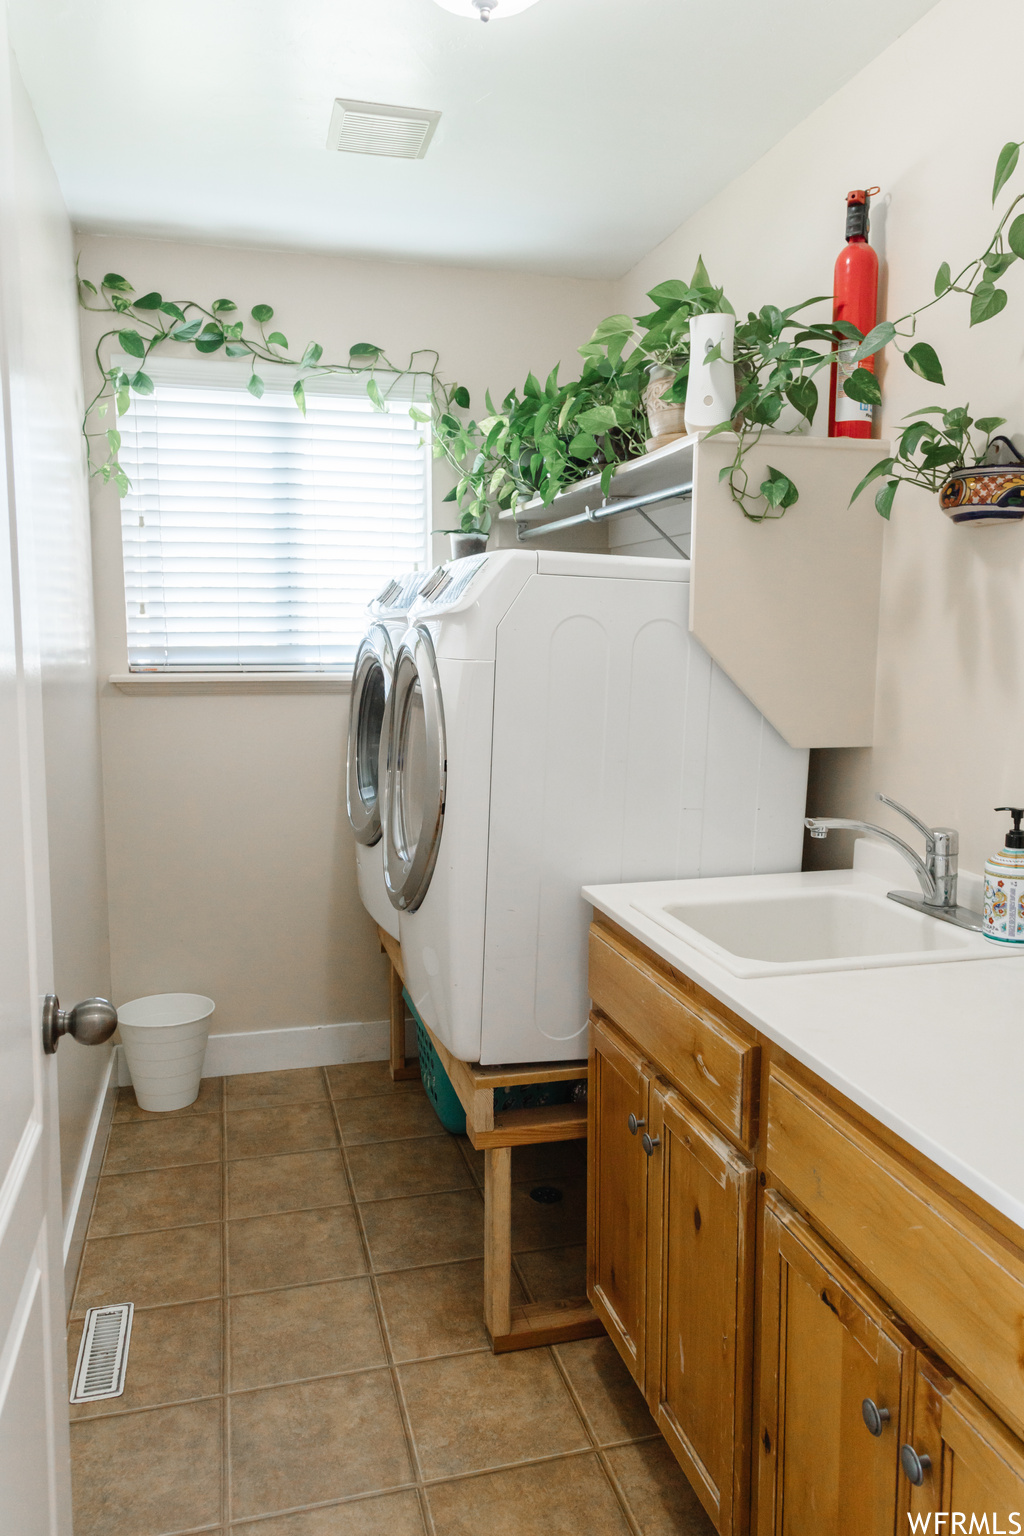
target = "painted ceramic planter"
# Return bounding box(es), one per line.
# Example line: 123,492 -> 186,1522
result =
644,364 -> 687,449
939,439 -> 1024,526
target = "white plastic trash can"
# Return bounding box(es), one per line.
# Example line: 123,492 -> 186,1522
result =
118,993 -> 215,1112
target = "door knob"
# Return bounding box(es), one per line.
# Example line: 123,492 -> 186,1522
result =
861,1399 -> 891,1437
627,1114 -> 645,1135
641,1132 -> 660,1157
900,1444 -> 932,1486
42,995 -> 118,1055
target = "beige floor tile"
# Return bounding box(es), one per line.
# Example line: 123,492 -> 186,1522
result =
230,1491 -> 426,1535
516,1244 -> 587,1303
227,1149 -> 350,1218
229,1277 -> 384,1389
336,1091 -> 444,1147
227,1067 -> 328,1110
427,1452 -> 631,1536
71,1398 -> 222,1536
228,1206 -> 365,1293
399,1349 -> 589,1479
554,1336 -> 657,1444
511,1139 -> 588,1185
456,1136 -> 485,1185
89,1162 -> 222,1236
347,1135 -> 473,1202
103,1114 -> 222,1174
229,1369 -> 413,1517
606,1438 -> 716,1534
68,1301 -> 222,1418
73,1223 -> 223,1316
226,1103 -> 339,1160
327,1060 -> 423,1100
376,1260 -> 524,1362
360,1189 -> 483,1272
114,1075 -> 225,1122
512,1176 -> 586,1252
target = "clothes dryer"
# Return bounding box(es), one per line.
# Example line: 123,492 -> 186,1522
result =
346,567 -> 435,939
383,549 -> 809,1066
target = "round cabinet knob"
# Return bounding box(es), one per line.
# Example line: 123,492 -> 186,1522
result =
42,995 -> 118,1055
861,1399 -> 891,1437
641,1132 -> 660,1157
900,1444 -> 932,1487
627,1114 -> 646,1136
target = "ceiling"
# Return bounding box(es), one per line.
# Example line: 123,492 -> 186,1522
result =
8,0 -> 940,279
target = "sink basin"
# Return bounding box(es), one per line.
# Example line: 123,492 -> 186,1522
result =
629,881 -> 986,979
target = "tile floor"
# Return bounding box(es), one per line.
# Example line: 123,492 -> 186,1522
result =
68,1064 -> 713,1535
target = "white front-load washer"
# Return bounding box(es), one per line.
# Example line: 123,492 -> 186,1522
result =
384,549 -> 809,1066
346,567 -> 437,939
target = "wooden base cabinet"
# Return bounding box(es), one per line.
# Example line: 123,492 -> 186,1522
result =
587,1013 -> 756,1536
904,1355 -> 1024,1529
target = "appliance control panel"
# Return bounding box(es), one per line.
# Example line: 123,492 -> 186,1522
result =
416,554 -> 488,611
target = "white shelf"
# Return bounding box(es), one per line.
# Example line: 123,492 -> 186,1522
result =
499,433 -> 699,524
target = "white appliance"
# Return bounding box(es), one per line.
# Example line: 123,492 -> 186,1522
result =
346,569 -> 434,939
383,549 -> 809,1066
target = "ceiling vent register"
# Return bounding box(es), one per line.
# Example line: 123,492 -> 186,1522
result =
326,99 -> 441,160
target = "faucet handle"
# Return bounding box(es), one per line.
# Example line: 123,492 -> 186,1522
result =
876,793 -> 938,849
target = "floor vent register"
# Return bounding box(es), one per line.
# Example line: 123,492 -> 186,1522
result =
69,1303 -> 134,1404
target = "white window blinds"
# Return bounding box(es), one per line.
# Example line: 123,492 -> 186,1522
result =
117,357 -> 430,672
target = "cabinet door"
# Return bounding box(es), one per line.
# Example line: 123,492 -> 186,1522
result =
645,1079 -> 756,1536
587,1013 -> 651,1382
904,1353 -> 1024,1528
757,1192 -> 912,1536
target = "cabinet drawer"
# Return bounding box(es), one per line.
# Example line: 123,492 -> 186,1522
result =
767,1065 -> 1024,1439
589,924 -> 758,1147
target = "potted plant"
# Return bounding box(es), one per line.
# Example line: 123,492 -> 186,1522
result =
443,506 -> 491,559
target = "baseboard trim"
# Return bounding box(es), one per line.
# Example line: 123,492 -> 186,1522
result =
63,1052 -> 117,1309
115,1017 -> 418,1086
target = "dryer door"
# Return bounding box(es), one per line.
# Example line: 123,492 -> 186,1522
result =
383,625 -> 446,912
346,622 -> 394,845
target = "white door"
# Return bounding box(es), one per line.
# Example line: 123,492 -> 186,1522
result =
0,257 -> 73,1530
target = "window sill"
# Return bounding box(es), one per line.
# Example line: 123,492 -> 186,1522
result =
109,672 -> 353,696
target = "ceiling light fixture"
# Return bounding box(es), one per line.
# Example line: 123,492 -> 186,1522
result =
431,0 -> 543,21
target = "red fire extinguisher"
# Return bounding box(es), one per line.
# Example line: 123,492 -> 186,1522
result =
828,187 -> 880,438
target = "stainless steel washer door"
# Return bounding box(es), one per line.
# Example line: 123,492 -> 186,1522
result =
383,626 -> 446,912
346,623 -> 394,845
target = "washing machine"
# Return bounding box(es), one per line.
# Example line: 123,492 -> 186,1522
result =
383,549 -> 809,1065
346,567 -> 436,940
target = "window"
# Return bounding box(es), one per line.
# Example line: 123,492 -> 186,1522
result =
117,357 -> 430,673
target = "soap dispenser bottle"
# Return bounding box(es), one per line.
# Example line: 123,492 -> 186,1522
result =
983,807 -> 1024,944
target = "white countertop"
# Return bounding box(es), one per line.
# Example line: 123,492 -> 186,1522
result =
584,845 -> 1024,1232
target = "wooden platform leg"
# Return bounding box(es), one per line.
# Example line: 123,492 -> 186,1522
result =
484,1146 -> 513,1340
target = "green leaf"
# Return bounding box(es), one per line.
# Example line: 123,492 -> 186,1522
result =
251,304 -> 274,323
102,272 -> 133,293
367,379 -> 386,412
851,321 -> 896,363
267,331 -> 289,349
899,422 -> 936,457
690,255 -> 711,290
453,385 -> 471,410
663,372 -> 688,405
576,405 -> 618,433
934,262 -> 952,297
848,456 -> 896,506
442,487 -> 458,502
159,302 -> 186,321
1008,215 -> 1024,260
523,372 -> 542,399
409,406 -> 431,423
842,368 -> 882,406
760,466 -> 799,510
194,333 -> 224,353
993,141 -> 1020,203
875,479 -> 898,520
171,319 -> 202,341
759,304 -> 783,337
293,379 -> 306,415
300,342 -> 323,368
247,373 -> 264,399
984,250 -> 1017,278
129,370 -> 154,395
116,388 -> 130,416
975,416 -> 1007,434
568,431 -> 598,460
132,291 -> 163,310
903,342 -> 945,385
117,329 -> 146,358
785,376 -> 818,424
349,342 -> 381,362
114,471 -> 130,497
105,428 -> 121,451
970,283 -> 1008,325
78,277 -> 98,296
212,298 -> 237,313
225,343 -> 250,357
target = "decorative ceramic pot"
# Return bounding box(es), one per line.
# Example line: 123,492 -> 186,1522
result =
449,531 -> 488,560
684,314 -> 736,434
643,364 -> 687,450
939,435 -> 1024,526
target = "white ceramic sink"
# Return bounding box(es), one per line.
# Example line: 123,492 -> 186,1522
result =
594,869 -> 1002,979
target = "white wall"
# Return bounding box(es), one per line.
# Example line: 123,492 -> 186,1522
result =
78,234 -> 614,1037
5,64 -> 112,1246
616,0 -> 1024,875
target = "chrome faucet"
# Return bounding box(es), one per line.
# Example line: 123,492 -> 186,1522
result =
804,793 -> 984,934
